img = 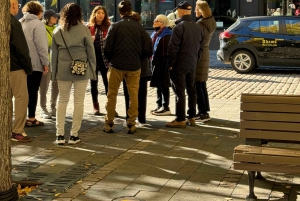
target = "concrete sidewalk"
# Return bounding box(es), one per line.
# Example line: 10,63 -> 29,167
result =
13,52 -> 300,201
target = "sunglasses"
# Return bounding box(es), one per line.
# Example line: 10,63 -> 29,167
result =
153,19 -> 163,23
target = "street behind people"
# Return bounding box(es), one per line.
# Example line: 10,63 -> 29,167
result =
10,0 -> 33,142
166,1 -> 204,128
194,0 -> 216,122
150,14 -> 172,116
39,9 -> 59,119
104,0 -> 152,134
20,1 -> 49,127
51,3 -> 96,145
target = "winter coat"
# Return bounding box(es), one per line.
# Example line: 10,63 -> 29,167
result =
195,16 -> 216,82
10,14 -> 33,74
51,24 -> 96,81
20,13 -> 49,72
167,15 -> 204,70
104,16 -> 152,71
150,28 -> 172,87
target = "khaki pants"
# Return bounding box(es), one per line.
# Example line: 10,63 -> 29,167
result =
10,70 -> 28,134
56,79 -> 88,137
40,71 -> 59,111
105,67 -> 140,125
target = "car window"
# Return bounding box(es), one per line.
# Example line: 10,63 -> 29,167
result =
260,20 -> 279,33
285,20 -> 300,35
248,21 -> 259,32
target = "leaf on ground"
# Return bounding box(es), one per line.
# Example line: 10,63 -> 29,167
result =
50,164 -> 55,167
91,153 -> 95,155
76,180 -> 82,184
224,198 -> 233,200
55,193 -> 62,197
17,185 -> 38,197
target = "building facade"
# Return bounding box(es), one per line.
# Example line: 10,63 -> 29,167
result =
16,0 -> 300,28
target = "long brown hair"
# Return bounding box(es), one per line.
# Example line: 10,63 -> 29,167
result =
196,0 -> 212,18
59,3 -> 83,31
88,6 -> 111,31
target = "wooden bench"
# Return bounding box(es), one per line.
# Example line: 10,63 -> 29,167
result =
233,93 -> 300,201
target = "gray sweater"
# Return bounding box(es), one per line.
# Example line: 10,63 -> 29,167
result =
51,24 -> 96,81
20,13 -> 49,72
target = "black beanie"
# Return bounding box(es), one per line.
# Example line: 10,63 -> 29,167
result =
118,0 -> 132,16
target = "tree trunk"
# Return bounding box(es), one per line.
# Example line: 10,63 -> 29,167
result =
0,0 -> 13,194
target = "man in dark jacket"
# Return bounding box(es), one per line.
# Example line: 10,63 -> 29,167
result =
10,0 -> 33,142
104,0 -> 152,134
166,1 -> 204,128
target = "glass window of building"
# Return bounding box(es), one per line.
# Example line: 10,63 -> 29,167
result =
267,0 -> 300,16
138,0 -> 174,28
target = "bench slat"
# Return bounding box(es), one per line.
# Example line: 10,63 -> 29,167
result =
240,130 -> 300,142
234,145 -> 300,156
241,103 -> 300,113
241,94 -> 300,104
234,153 -> 300,165
241,112 -> 300,123
241,121 -> 300,132
233,163 -> 300,174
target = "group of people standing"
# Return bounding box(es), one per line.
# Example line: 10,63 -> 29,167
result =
9,0 -> 216,145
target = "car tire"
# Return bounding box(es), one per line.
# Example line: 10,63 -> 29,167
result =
231,50 -> 256,73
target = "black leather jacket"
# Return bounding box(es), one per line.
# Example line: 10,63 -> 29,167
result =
10,14 -> 33,74
167,15 -> 204,70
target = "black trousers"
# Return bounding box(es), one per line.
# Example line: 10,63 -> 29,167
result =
27,71 -> 43,118
196,81 -> 210,115
156,87 -> 170,109
170,68 -> 196,121
91,49 -> 108,103
123,76 -> 148,123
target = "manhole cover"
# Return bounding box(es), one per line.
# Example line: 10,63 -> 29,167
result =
112,197 -> 143,201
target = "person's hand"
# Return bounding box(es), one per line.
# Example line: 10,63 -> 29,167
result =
92,35 -> 95,42
169,67 -> 173,71
43,65 -> 49,75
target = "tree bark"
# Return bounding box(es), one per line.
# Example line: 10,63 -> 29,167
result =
0,0 -> 13,193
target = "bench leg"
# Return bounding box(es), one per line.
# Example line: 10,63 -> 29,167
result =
247,171 -> 257,201
255,171 -> 265,180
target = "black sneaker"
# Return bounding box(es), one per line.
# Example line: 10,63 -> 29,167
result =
127,124 -> 136,134
11,133 -> 32,142
68,136 -> 80,145
103,123 -> 114,133
150,106 -> 162,113
196,113 -> 211,122
56,135 -> 65,145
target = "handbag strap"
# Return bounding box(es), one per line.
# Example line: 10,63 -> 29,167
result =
60,29 -> 74,61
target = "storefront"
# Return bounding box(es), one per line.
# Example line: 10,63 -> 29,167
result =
15,0 -> 300,36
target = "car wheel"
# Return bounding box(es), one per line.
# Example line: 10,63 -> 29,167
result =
231,51 -> 255,73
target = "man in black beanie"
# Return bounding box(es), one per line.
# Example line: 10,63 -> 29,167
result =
166,1 -> 204,128
104,0 -> 152,134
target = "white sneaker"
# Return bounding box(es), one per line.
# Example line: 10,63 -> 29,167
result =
68,136 -> 80,145
152,108 -> 171,116
40,109 -> 51,119
135,120 -> 145,128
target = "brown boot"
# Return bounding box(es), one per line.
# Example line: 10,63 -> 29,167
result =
187,118 -> 196,126
93,102 -> 100,115
165,119 -> 186,128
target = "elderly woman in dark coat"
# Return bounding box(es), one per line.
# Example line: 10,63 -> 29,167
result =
195,0 -> 216,122
150,14 -> 172,116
